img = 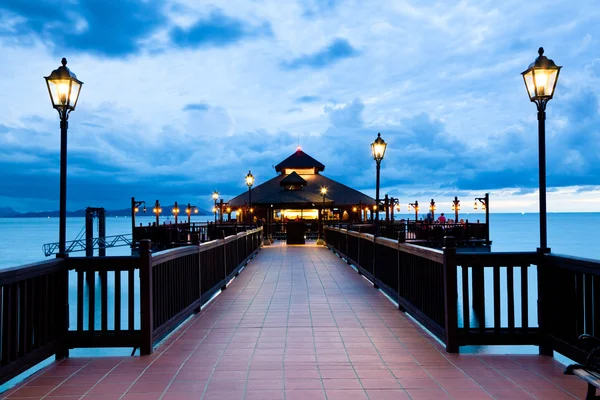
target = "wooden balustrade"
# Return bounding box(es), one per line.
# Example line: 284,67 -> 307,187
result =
0,259 -> 68,386
541,253 -> 600,363
0,227 -> 262,385
324,226 -> 539,352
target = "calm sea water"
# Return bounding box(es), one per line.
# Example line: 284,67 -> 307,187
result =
1,212 -> 598,268
0,215 -> 214,269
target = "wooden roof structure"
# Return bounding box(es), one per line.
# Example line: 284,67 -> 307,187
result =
228,149 -> 374,208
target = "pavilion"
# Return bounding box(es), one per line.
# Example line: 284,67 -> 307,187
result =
227,148 -> 375,229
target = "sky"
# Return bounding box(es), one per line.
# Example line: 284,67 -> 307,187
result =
0,0 -> 599,214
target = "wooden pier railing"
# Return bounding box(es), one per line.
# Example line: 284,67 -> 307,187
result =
0,227 -> 262,385
323,226 -> 599,358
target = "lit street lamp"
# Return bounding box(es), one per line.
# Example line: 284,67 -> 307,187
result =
371,133 -> 387,235
408,201 -> 419,220
522,47 -> 561,252
246,170 -> 254,224
152,200 -> 162,226
131,197 -> 146,248
45,58 -> 83,256
212,191 -> 219,223
451,196 -> 460,222
429,199 -> 436,221
474,193 -> 490,245
172,202 -> 180,225
186,203 -> 198,224
317,187 -> 327,244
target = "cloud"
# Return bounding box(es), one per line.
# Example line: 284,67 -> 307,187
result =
301,0 -> 337,18
295,95 -> 321,103
169,9 -> 272,49
0,0 -> 166,57
280,38 -> 359,70
183,103 -> 210,111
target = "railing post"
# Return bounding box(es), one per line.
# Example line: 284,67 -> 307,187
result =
372,237 -> 379,288
222,233 -> 228,290
55,256 -> 70,359
537,247 -> 553,356
139,240 -> 153,355
443,236 -> 459,353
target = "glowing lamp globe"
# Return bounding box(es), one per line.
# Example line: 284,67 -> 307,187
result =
371,133 -> 387,163
522,48 -> 561,104
45,58 -> 83,112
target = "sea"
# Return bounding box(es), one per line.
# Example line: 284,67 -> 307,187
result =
1,212 -> 598,268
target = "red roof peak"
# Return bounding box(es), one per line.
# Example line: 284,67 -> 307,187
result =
274,149 -> 325,173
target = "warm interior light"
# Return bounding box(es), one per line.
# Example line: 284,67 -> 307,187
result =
352,207 -> 357,212
250,208 -> 254,213
227,207 -> 231,213
134,207 -> 139,213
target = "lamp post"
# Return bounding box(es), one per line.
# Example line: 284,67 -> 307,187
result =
246,170 -> 254,224
474,193 -> 490,245
152,200 -> 162,226
172,202 -> 180,225
522,47 -> 561,252
371,133 -> 387,236
389,198 -> 400,222
186,203 -> 198,225
131,198 -> 146,248
317,187 -> 327,245
451,196 -> 460,222
45,58 -> 83,256
212,191 -> 219,223
429,199 -> 436,221
408,201 -> 419,220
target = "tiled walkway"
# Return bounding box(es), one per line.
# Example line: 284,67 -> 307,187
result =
2,244 -> 588,399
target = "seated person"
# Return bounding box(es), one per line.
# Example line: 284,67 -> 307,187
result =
437,213 -> 447,223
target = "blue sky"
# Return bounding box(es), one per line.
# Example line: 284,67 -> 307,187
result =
0,0 -> 599,213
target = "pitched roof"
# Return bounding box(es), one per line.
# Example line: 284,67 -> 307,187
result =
280,171 -> 307,186
274,149 -> 325,172
227,173 -> 374,208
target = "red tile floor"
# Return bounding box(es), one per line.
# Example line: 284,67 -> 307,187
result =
1,244 -> 589,399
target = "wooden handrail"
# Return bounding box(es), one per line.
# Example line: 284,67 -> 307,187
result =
0,258 -> 64,285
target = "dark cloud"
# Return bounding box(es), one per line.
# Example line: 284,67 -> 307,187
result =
183,103 -> 210,112
170,10 -> 272,49
0,0 -> 166,57
295,95 -> 320,103
280,38 -> 359,70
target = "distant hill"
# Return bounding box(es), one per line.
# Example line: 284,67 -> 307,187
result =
0,205 -> 211,218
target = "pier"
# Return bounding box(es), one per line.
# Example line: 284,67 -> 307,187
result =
0,244 -> 588,399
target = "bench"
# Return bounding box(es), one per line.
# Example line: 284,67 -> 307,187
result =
565,334 -> 600,399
